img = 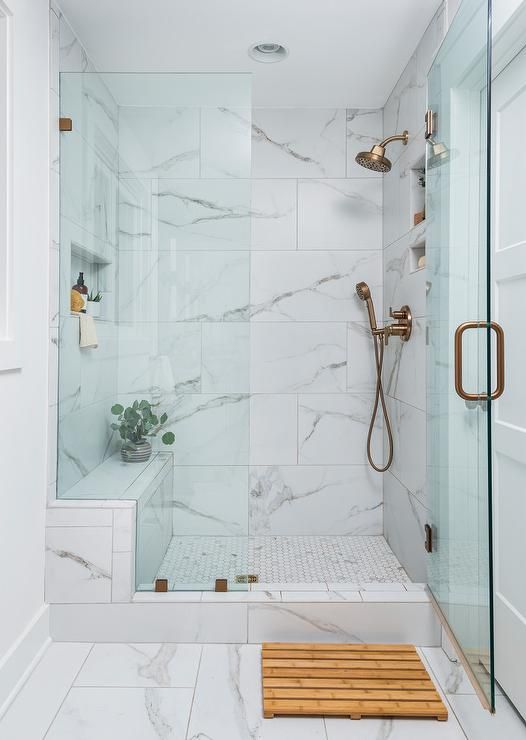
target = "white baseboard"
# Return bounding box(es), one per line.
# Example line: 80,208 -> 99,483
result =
0,605 -> 51,718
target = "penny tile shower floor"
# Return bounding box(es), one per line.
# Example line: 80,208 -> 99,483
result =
155,535 -> 410,588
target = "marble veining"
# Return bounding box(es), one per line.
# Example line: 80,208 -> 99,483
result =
47,548 -> 111,580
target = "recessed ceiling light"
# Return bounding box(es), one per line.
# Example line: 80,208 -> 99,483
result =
248,43 -> 288,64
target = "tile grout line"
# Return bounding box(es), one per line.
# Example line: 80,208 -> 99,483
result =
185,644 -> 204,739
43,643 -> 95,738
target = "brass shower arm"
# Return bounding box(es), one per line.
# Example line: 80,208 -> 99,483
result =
379,130 -> 409,148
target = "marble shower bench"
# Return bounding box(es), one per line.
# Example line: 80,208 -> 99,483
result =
45,452 -> 173,604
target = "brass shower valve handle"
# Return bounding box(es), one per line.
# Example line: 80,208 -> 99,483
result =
381,306 -> 413,344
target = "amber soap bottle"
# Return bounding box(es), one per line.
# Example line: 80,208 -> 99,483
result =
72,272 -> 88,313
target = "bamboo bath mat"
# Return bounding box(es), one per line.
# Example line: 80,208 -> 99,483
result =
262,643 -> 448,721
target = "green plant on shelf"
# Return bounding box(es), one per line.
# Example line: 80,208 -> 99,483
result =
110,400 -> 175,450
87,291 -> 103,302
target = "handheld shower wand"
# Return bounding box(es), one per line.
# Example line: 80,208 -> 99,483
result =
355,282 -> 394,473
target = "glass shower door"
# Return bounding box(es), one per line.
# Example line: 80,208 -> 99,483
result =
426,0 -> 496,709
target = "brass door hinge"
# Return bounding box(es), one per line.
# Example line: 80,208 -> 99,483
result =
425,109 -> 434,139
59,117 -> 72,132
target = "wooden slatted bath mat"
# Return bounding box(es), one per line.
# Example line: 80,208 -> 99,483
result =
262,643 -> 448,721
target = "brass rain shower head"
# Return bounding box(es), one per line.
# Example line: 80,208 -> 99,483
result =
355,130 -> 409,173
426,138 -> 450,169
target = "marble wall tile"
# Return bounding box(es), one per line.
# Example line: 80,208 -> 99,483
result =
250,250 -> 382,322
60,73 -> 118,165
45,526 -> 113,603
383,316 -> 426,411
57,401 -> 118,495
249,395 -> 297,465
50,603 -> 248,642
201,323 -> 250,393
383,221 -> 427,317
346,322 -> 377,393
250,179 -> 297,249
386,396 -> 426,504
119,107 -> 200,178
250,322 -> 347,393
113,508 -> 136,553
157,250 -> 250,323
117,322 -> 202,396
160,393 -> 249,466
118,178 -> 152,251
382,5 -> 445,169
201,107 -> 251,178
252,108 -> 346,178
172,466 -> 249,536
247,602 -> 440,645
111,551 -> 135,603
117,252 -> 159,323
346,108 -> 384,177
249,465 -> 382,535
298,394 -> 381,465
59,14 -> 94,73
61,130 -> 118,247
298,178 -> 382,250
382,128 -> 426,249
80,321 -> 119,409
154,179 -> 251,251
384,471 -> 429,582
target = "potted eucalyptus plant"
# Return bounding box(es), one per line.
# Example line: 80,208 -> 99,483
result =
110,400 -> 175,463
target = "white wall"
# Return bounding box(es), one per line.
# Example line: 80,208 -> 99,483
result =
0,0 -> 50,703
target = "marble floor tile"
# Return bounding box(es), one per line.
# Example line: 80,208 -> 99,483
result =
187,644 -> 327,740
0,643 -> 92,740
421,647 -> 476,696
447,695 -> 526,740
45,687 -> 193,740
74,643 -> 202,688
325,714 -> 466,739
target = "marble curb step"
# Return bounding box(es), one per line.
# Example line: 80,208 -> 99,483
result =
49,600 -> 440,646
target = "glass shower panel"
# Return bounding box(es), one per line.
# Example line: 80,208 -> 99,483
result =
426,0 -> 494,708
58,73 -> 252,592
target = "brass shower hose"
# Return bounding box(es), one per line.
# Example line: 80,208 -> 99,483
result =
367,332 -> 394,473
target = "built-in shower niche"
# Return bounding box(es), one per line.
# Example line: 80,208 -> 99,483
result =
70,240 -> 115,322
409,239 -> 426,272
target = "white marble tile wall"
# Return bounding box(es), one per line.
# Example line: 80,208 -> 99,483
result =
50,12 -> 121,499
381,3 -> 448,580
45,502 -> 136,604
119,106 -> 386,538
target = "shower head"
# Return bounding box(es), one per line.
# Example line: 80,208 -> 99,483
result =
426,139 -> 450,169
355,130 -> 409,174
355,281 -> 370,301
355,281 -> 377,331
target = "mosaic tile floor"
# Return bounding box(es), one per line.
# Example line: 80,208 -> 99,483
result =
155,535 -> 410,589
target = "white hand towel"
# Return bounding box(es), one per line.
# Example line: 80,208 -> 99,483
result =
79,313 -> 98,349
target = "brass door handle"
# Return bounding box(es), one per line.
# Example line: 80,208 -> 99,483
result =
454,321 -> 505,401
